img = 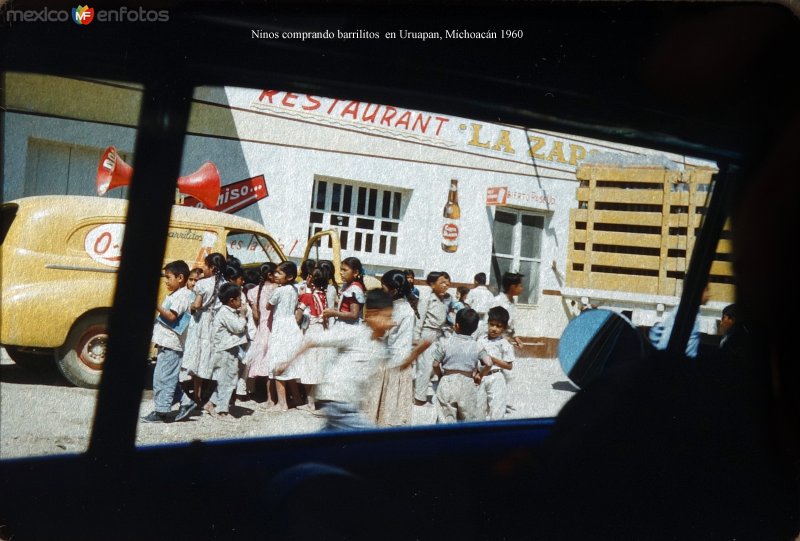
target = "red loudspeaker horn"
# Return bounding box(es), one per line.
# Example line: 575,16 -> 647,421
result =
177,162 -> 221,209
96,147 -> 221,209
96,146 -> 132,196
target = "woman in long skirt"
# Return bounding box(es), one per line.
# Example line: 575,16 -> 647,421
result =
375,269 -> 419,426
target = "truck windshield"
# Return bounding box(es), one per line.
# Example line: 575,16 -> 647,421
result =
227,231 -> 282,266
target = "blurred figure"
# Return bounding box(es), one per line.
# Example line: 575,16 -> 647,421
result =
278,289 -> 427,430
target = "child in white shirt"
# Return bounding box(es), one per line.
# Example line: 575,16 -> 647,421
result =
208,282 -> 248,418
142,260 -> 195,423
477,306 -> 515,420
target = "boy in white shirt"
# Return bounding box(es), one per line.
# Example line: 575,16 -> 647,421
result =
469,272 -> 495,320
208,282 -> 249,419
477,306 -> 515,420
421,308 -> 493,423
490,272 -> 525,348
142,260 -> 194,423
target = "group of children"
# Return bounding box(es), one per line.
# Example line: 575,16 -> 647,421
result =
408,271 -> 523,422
142,251 -> 526,429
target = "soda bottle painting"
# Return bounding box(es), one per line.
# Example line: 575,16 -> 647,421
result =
441,179 -> 460,253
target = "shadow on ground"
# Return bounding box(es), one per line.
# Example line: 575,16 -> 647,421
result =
0,361 -> 71,387
551,380 -> 579,392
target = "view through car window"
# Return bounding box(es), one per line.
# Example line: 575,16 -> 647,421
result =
1,72 -> 141,457
1,77 -> 732,455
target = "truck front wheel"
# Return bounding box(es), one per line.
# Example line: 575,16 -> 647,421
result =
56,312 -> 109,388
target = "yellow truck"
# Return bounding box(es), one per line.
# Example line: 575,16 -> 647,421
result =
0,195 -> 339,388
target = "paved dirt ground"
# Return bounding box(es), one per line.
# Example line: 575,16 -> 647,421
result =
0,348 -> 576,459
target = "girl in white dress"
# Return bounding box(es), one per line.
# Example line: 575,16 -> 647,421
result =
293,268 -> 330,410
244,263 -> 277,394
264,261 -> 303,410
181,252 -> 227,407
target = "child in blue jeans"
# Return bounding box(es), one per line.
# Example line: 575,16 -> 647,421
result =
142,260 -> 194,423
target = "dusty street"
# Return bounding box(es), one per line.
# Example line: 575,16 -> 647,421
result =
1,348 -> 576,459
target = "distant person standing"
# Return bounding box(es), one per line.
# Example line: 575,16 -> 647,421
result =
469,273 -> 495,321
719,303 -> 737,346
447,286 -> 471,327
413,271 -> 454,405
718,303 -> 749,358
404,269 -> 420,300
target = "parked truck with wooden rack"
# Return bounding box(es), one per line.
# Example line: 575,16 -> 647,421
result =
561,157 -> 732,336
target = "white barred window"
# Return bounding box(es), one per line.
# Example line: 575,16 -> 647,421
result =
308,177 -> 404,256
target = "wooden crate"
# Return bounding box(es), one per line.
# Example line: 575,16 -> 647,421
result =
566,165 -> 733,302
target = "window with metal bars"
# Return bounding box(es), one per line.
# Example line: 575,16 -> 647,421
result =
308,177 -> 404,256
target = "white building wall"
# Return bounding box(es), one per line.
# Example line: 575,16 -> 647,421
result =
3,79 -> 717,343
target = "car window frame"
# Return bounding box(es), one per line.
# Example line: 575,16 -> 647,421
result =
1,2 -> 781,461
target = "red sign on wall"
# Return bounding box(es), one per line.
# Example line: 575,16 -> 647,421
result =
486,186 -> 508,206
182,175 -> 268,214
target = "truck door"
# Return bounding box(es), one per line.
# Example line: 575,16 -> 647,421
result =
302,229 -> 341,278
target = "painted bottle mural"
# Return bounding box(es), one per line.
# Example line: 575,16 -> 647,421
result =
441,179 -> 460,253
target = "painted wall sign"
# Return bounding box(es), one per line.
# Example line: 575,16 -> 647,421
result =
182,175 -> 268,214
255,90 -> 452,139
486,186 -> 508,205
506,190 -> 556,207
248,90 -> 654,171
84,223 -> 125,267
486,186 -> 555,208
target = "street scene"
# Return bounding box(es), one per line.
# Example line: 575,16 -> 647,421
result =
1,348 -> 575,459
2,74 -> 732,460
